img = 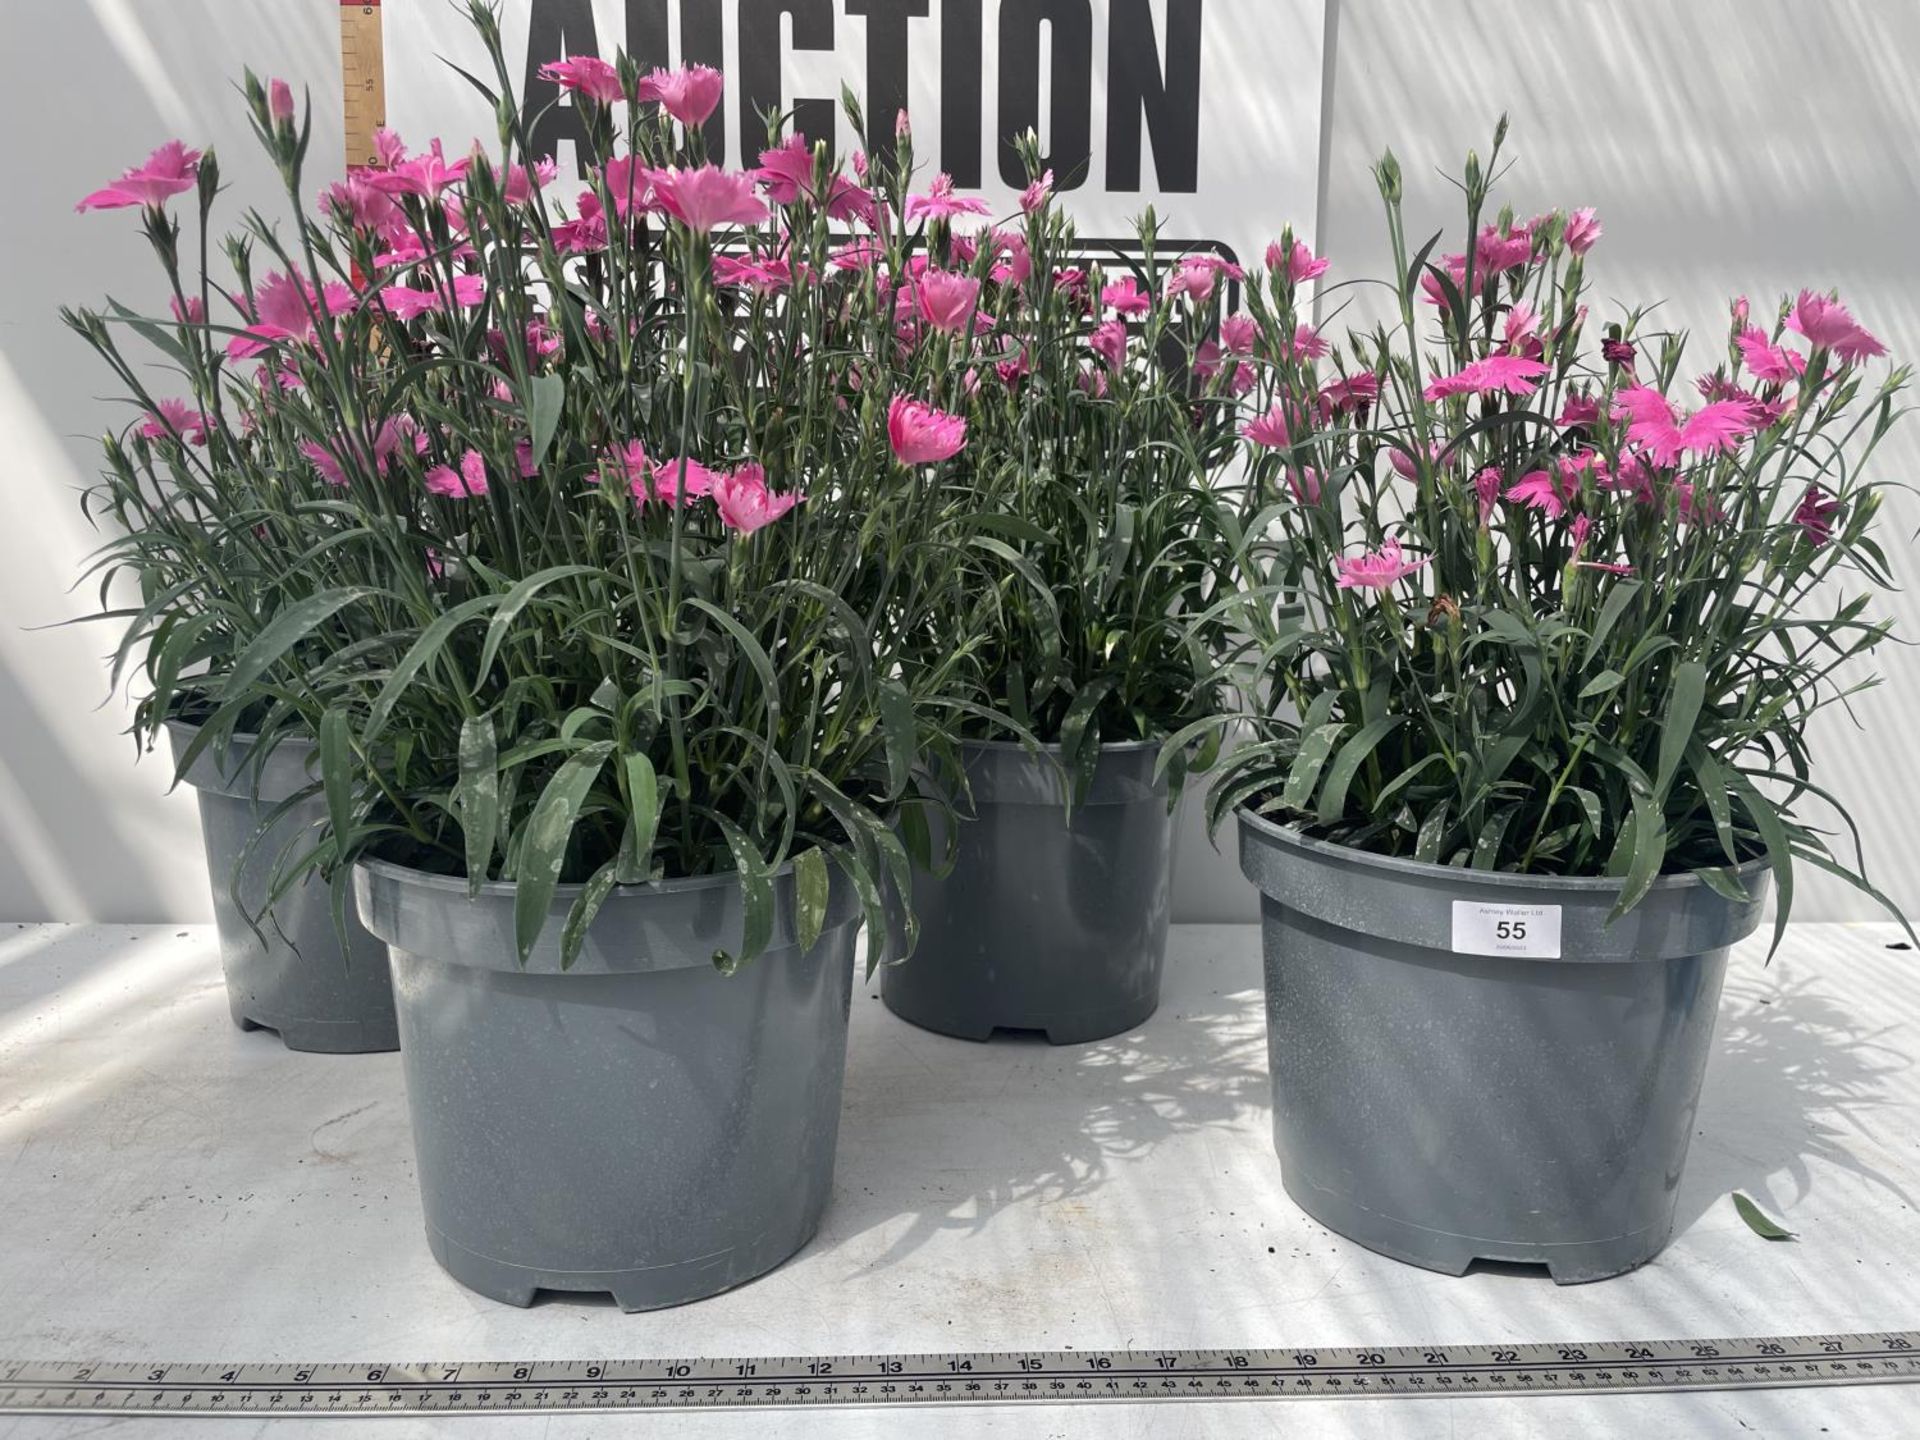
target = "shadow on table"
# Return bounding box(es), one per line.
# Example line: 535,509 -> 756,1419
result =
827,947 -> 1272,1272
822,930 -> 1916,1287
1672,943 -> 1916,1238
0,926 -> 223,1077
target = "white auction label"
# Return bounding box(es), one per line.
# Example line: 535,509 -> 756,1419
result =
1450,901 -> 1563,959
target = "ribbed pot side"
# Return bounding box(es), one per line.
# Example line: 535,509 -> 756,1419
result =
882,739 -> 1174,1046
167,721 -> 398,1054
354,855 -> 860,1312
1237,807 -> 1770,1284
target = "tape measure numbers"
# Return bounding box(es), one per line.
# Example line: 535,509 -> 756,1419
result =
341,0 -> 386,169
4,1334 -> 1917,1415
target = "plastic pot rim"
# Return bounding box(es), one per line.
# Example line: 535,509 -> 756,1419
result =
958,736 -> 1166,756
1237,804 -> 1773,897
165,718 -> 319,803
353,847 -> 824,905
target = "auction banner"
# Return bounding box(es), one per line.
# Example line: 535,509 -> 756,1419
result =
384,0 -> 1321,284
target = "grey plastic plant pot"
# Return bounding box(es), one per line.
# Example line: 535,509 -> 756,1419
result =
353,854 -> 860,1312
1237,808 -> 1771,1284
166,721 -> 398,1054
882,739 -> 1172,1045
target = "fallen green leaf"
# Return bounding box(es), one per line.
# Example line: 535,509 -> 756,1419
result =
1732,1192 -> 1796,1241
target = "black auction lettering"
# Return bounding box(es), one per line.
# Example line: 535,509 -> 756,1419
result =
941,0 -> 985,185
523,0 -> 1206,191
525,0 -> 601,168
844,0 -> 930,170
628,0 -> 669,63
1106,0 -> 1202,191
739,0 -> 837,149
681,0 -> 729,152
997,0 -> 1093,190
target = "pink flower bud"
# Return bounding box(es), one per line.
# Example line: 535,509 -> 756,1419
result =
1563,207 -> 1602,255
269,79 -> 295,126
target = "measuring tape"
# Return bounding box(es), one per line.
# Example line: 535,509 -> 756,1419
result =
340,0 -> 386,169
4,1333 -> 1917,1414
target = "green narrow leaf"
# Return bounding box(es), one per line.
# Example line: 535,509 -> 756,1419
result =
494,763 -> 521,867
558,859 -> 619,971
1282,721 -> 1348,811
1620,633 -> 1677,678
1097,503 -> 1137,606
1471,806 -> 1517,871
318,707 -> 354,863
1006,665 -> 1031,728
526,372 -> 566,470
1404,229 -> 1442,300
768,578 -> 876,687
1151,713 -> 1240,787
1726,770 -> 1795,959
970,535 -> 1063,652
965,512 -> 1059,547
166,696 -> 250,791
1299,688 -> 1339,736
513,741 -> 614,964
835,848 -> 890,976
1577,669 -> 1625,700
1583,578 -> 1643,665
365,594 -> 500,744
1606,789 -> 1668,922
220,588 -> 377,700
1696,866 -> 1752,904
1374,752 -> 1448,808
877,680 -> 917,800
1789,842 -> 1919,950
1415,803 -> 1451,863
712,815 -> 774,970
1067,714 -> 1102,810
1058,677 -> 1116,804
1478,731 -> 1531,791
1732,1192 -> 1796,1241
1316,715 -> 1403,825
807,774 -> 916,964
620,752 -> 659,884
457,715 -> 499,896
327,860 -> 356,969
1212,770 -> 1276,835
1162,742 -> 1192,808
107,298 -> 192,367
898,799 -> 934,872
471,564 -> 602,689
685,597 -> 781,723
146,610 -> 214,737
794,847 -> 830,953
846,805 -> 917,946
1477,608 -> 1540,649
1420,262 -> 1471,364
1655,661 -> 1706,800
560,703 -> 611,743
1691,748 -> 1741,865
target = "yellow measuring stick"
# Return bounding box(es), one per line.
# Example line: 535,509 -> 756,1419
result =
340,1 -> 386,170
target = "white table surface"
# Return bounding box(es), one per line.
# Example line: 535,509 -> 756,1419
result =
2,920 -> 1917,1437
